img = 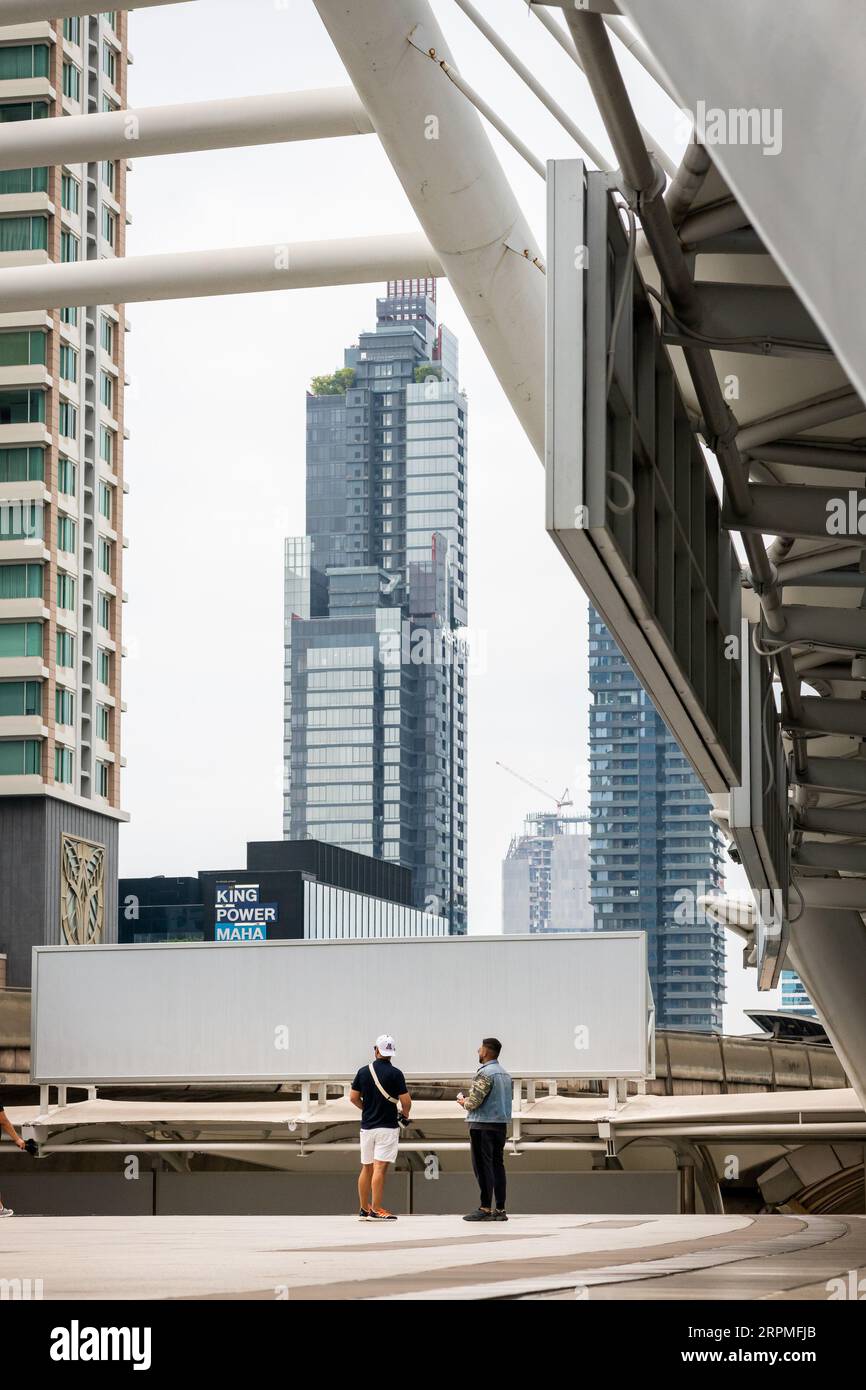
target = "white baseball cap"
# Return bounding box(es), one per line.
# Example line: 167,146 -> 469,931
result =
375,1034 -> 397,1056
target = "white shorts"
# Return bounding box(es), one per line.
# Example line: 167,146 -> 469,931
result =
360,1126 -> 400,1165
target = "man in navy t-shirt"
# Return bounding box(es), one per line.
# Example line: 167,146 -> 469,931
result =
350,1034 -> 411,1220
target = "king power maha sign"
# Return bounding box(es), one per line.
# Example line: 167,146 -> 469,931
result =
214,883 -> 278,942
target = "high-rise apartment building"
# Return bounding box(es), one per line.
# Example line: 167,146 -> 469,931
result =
0,12 -> 128,981
588,608 -> 725,1031
779,970 -> 816,1017
502,811 -> 594,935
284,281 -> 468,932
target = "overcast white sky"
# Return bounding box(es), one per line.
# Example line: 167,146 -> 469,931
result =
120,0 -> 773,1029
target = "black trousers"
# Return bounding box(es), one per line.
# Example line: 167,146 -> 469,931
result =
469,1125 -> 507,1210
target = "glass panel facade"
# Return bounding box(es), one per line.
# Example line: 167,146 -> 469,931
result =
588,608 -> 725,1032
284,287 -> 468,932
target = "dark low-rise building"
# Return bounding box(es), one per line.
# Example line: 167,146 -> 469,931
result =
119,839 -> 446,945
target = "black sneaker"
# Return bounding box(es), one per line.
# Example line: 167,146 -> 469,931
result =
491,1210 -> 508,1221
368,1208 -> 397,1221
358,1208 -> 371,1220
463,1208 -> 494,1222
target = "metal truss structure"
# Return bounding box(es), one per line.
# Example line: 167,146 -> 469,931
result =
3,0 -> 866,1104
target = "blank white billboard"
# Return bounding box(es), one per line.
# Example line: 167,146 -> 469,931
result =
32,933 -> 653,1083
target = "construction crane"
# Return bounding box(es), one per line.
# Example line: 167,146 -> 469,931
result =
495,761 -> 575,814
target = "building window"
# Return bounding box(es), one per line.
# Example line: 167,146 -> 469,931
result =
55,688 -> 74,726
60,306 -> 78,327
0,621 -> 42,658
99,425 -> 114,465
56,572 -> 75,610
0,46 -> 50,80
97,647 -> 111,685
0,563 -> 42,599
54,745 -> 74,784
59,344 -> 78,382
102,42 -> 116,86
0,216 -> 48,253
60,230 -> 80,262
62,61 -> 81,102
98,537 -> 112,576
0,165 -> 47,195
97,591 -> 111,630
63,16 -> 81,43
0,679 -> 41,716
58,401 -> 78,438
61,173 -> 80,214
95,703 -> 110,741
101,160 -> 115,195
100,206 -> 116,248
100,315 -> 114,356
0,740 -> 41,776
95,760 -> 110,798
98,481 -> 112,521
0,389 -> 44,425
0,500 -> 42,542
100,372 -> 114,411
56,515 -> 76,553
56,630 -> 75,667
0,331 -> 45,368
57,457 -> 76,495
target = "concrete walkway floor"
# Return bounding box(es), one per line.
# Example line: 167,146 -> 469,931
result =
1,1213 -> 863,1300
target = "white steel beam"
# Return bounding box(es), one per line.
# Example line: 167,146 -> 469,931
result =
0,90 -> 374,172
314,0 -> 546,457
0,0 -> 192,20
0,232 -> 442,312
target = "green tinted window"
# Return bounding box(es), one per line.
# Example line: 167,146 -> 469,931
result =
0,167 -> 48,195
0,564 -> 42,599
0,622 -> 42,658
56,573 -> 75,610
0,447 -> 44,483
0,46 -> 50,80
56,630 -> 74,667
0,217 -> 48,253
54,745 -> 74,783
0,331 -> 46,367
0,681 -> 41,716
55,688 -> 74,725
0,390 -> 45,425
0,739 -> 41,776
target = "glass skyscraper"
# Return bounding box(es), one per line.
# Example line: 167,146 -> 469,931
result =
780,970 -> 816,1017
588,608 -> 725,1031
284,281 -> 468,933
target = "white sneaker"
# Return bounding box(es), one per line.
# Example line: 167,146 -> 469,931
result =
0,1207 -> 14,1217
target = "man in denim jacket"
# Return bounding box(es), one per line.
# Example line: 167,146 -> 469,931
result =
456,1038 -> 512,1222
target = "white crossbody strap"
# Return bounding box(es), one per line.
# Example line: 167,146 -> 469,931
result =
368,1061 -> 399,1107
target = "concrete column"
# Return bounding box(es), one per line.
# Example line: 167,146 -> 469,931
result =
787,907 -> 866,1109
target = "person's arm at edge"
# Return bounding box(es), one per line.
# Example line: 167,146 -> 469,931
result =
0,1109 -> 25,1149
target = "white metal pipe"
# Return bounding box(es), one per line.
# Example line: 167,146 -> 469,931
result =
0,89 -> 374,173
527,0 -> 677,178
0,0 -> 192,20
776,546 -> 861,583
38,1140 -> 607,1153
737,391 -> 865,453
615,1125 -> 866,1140
454,0 -> 612,172
434,57 -> 546,178
0,231 -> 443,312
314,0 -> 546,459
